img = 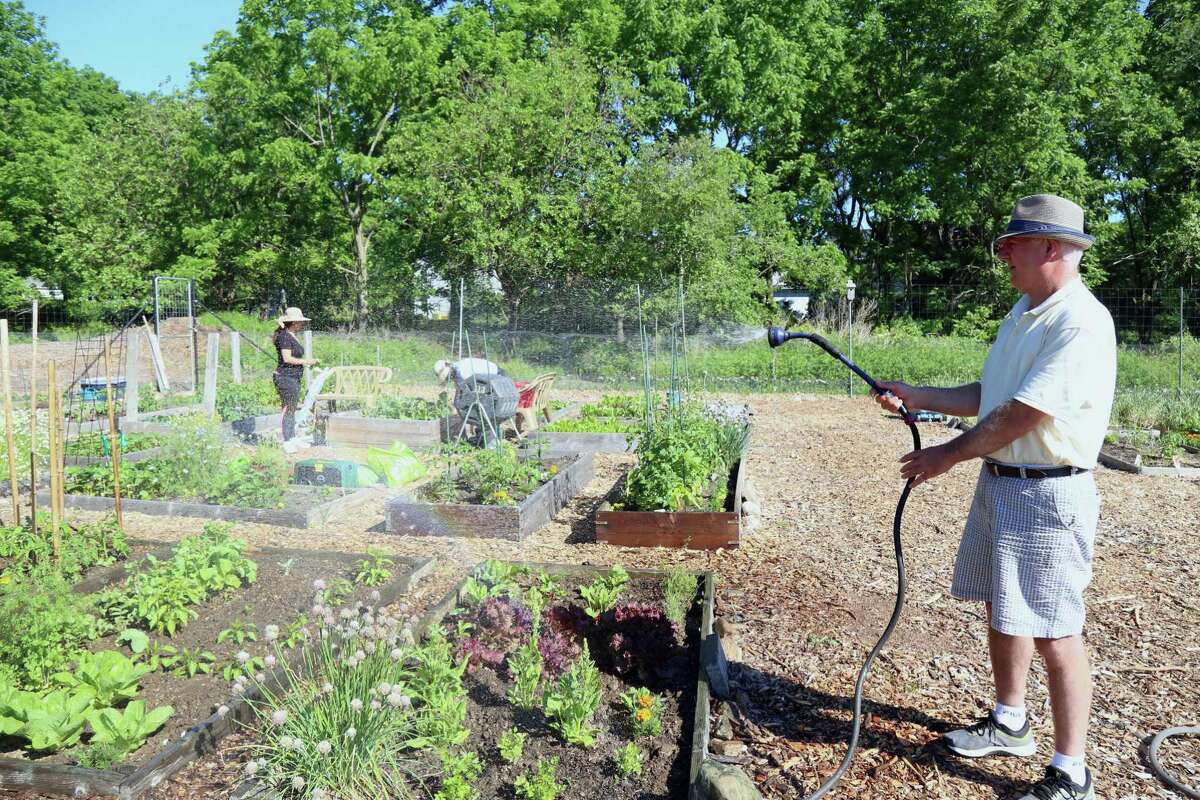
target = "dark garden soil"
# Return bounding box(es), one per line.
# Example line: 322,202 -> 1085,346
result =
446,574 -> 700,800
1102,440 -> 1200,468
3,548 -> 387,768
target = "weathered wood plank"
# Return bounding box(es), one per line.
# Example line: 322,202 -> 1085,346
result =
325,411 -> 443,448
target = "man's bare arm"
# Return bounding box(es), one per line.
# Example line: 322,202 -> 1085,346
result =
875,381 -> 981,417
898,399 -> 1049,485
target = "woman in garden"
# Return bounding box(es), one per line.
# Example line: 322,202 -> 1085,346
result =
273,307 -> 319,442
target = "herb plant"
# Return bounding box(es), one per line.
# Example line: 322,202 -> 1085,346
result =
354,548 -> 395,587
217,617 -> 258,647
435,750 -> 482,800
578,565 -> 629,619
663,567 -> 699,627
543,642 -> 602,747
498,727 -> 526,764
615,742 -> 644,779
515,757 -> 563,800
158,646 -> 216,678
506,635 -> 543,709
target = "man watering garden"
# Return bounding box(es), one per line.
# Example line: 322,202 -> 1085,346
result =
873,194 -> 1116,800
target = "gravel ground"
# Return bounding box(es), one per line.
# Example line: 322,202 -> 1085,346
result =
3,391 -> 1196,799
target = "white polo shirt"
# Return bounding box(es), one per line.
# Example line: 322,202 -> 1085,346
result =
979,277 -> 1116,468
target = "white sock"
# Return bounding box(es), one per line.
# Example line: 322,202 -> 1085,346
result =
1049,751 -> 1087,786
992,701 -> 1027,730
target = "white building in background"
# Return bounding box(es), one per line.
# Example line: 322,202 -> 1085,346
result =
24,277 -> 63,300
772,287 -> 811,320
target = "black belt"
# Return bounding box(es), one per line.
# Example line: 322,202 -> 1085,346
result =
985,461 -> 1089,479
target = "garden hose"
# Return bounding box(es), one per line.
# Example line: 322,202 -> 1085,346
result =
767,327 -> 922,798
1148,726 -> 1200,798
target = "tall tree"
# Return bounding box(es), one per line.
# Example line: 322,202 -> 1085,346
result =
198,0 -> 448,328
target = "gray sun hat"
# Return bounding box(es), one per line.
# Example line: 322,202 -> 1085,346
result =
994,194 -> 1095,250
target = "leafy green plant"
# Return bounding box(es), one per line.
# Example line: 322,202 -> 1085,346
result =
615,742 -> 644,779
209,443 -> 289,508
76,741 -> 126,769
0,575 -> 107,687
543,642 -> 602,747
578,565 -> 630,619
217,617 -> 258,647
100,524 -> 256,636
663,567 -> 699,627
116,628 -> 150,655
0,687 -> 94,751
506,635 -> 543,710
515,757 -> 563,800
461,576 -> 490,606
435,750 -> 482,800
405,629 -> 470,749
52,650 -> 153,707
354,548 -> 395,587
455,445 -> 552,505
498,727 -> 526,764
624,410 -> 747,512
282,614 -> 310,648
373,395 -> 451,421
158,645 -> 216,678
222,654 -> 266,682
87,700 -> 173,756
621,686 -> 664,737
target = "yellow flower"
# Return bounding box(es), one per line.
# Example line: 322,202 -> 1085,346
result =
635,708 -> 651,723
637,694 -> 654,709
548,464 -> 558,476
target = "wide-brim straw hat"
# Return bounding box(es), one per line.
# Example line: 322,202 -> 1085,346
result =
433,360 -> 451,383
994,194 -> 1095,250
277,306 -> 310,326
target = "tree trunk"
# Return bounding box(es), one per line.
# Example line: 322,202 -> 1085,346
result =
352,217 -> 370,331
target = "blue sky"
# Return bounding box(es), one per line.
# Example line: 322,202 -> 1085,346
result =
24,0 -> 242,93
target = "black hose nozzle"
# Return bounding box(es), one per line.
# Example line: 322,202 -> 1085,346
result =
766,326 -> 917,424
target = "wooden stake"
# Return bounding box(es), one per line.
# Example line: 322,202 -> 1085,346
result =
29,299 -> 37,522
46,359 -> 60,565
103,341 -> 122,529
1,320 -> 19,525
29,452 -> 37,538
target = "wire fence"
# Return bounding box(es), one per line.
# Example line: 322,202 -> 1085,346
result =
2,280 -> 1198,411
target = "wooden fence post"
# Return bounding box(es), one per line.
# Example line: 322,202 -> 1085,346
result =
230,331 -> 242,385
202,333 -> 220,416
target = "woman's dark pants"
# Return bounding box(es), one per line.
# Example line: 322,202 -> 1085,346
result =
273,371 -> 302,441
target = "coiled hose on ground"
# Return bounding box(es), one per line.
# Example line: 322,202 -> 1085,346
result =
1149,726 -> 1200,799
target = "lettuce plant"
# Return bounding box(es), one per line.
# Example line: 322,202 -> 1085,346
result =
52,650 -> 153,707
88,700 -> 173,756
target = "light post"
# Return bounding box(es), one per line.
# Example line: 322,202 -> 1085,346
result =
846,278 -> 856,397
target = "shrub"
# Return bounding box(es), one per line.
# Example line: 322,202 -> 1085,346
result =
662,568 -> 699,628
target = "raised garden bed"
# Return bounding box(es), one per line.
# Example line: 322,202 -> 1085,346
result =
385,452 -> 594,540
596,435 -> 750,550
122,412 -> 282,441
0,546 -> 435,799
233,560 -> 728,800
37,484 -> 377,529
1098,440 -> 1200,478
325,408 -> 448,448
523,429 -> 637,455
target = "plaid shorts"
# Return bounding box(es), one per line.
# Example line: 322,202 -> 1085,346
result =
950,464 -> 1099,638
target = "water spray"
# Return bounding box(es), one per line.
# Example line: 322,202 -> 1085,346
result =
767,326 -> 921,798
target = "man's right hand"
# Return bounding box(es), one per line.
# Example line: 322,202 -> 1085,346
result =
872,380 -> 918,414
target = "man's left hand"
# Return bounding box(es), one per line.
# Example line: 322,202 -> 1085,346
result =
899,443 -> 960,486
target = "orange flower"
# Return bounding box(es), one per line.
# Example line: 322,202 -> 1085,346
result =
637,694 -> 654,709
635,708 -> 651,723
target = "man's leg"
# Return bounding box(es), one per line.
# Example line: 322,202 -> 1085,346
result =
988,602 -> 1035,708
1035,634 -> 1091,757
